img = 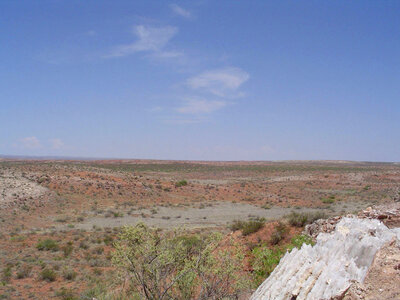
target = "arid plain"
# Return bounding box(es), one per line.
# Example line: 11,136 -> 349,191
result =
1,159 -> 399,299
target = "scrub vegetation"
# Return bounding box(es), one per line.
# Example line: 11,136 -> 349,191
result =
0,159 -> 398,299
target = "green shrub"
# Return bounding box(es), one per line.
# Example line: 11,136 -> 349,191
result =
103,235 -> 113,246
252,234 -> 314,285
242,218 -> 266,236
56,287 -> 77,300
261,204 -> 271,209
1,266 -> 12,283
62,244 -> 73,257
16,265 -> 32,279
252,246 -> 284,285
112,223 -> 249,299
287,211 -> 327,227
229,220 -> 245,232
62,269 -> 77,281
270,222 -> 287,245
287,212 -> 308,227
79,241 -> 89,250
289,234 -> 314,250
175,180 -> 188,188
93,246 -> 104,255
229,218 -> 266,236
307,211 -> 327,223
40,268 -> 56,282
36,239 -> 59,251
321,195 -> 335,204
112,211 -> 123,218
363,185 -> 371,191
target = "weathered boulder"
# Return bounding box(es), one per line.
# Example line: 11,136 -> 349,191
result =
251,217 -> 399,300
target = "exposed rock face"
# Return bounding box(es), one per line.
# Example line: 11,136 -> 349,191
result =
343,239 -> 400,300
0,170 -> 48,208
304,216 -> 342,240
304,203 -> 400,240
251,217 -> 400,300
357,204 -> 400,228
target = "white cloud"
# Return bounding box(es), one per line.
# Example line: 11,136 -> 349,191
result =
176,98 -> 227,114
187,67 -> 249,97
170,4 -> 191,18
106,25 -> 179,58
85,30 -> 96,36
148,106 -> 163,112
50,138 -> 64,150
20,136 -> 41,149
163,116 -> 205,124
152,50 -> 184,59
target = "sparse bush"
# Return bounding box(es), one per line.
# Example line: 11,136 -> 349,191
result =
56,287 -> 77,300
242,218 -> 265,236
287,211 -> 327,227
363,185 -> 371,191
287,212 -> 308,227
175,180 -> 188,188
93,246 -> 104,255
321,195 -> 335,204
229,220 -> 245,232
270,222 -> 287,245
62,243 -> 73,257
62,269 -> 77,281
16,265 -> 32,279
113,211 -> 123,218
36,239 -> 59,251
40,268 -> 56,282
307,211 -> 327,223
1,265 -> 12,283
229,217 -> 265,236
79,241 -> 89,250
92,268 -> 102,276
103,235 -> 113,246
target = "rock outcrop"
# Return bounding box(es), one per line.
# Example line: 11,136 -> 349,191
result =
251,216 -> 400,300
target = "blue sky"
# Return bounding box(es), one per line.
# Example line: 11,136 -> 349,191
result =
1,1 -> 399,161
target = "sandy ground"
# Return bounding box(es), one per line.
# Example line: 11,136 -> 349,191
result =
72,201 -> 365,230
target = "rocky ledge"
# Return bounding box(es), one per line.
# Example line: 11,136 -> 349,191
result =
251,204 -> 400,300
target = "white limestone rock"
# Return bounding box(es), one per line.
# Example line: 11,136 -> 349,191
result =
251,217 -> 399,300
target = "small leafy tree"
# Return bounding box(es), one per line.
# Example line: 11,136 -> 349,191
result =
112,223 -> 249,300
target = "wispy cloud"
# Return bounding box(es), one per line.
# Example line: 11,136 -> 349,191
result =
20,136 -> 41,149
170,4 -> 192,19
106,25 -> 179,58
50,138 -> 64,150
85,30 -> 97,37
151,50 -> 184,59
187,67 -> 249,97
166,67 -> 249,122
176,98 -> 227,114
162,116 -> 206,124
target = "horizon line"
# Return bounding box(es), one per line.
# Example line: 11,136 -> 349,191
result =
0,154 -> 398,164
